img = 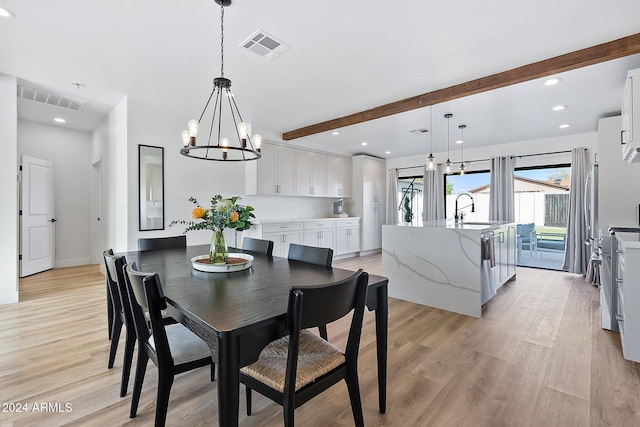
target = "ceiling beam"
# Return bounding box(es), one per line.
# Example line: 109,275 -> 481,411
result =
282,32 -> 640,141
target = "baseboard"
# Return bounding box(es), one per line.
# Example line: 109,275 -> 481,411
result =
55,258 -> 91,268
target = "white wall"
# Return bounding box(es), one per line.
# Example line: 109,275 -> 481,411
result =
92,97 -> 129,253
597,116 -> 640,231
18,120 -> 92,267
0,74 -> 19,304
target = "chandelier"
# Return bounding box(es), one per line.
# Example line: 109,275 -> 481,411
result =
180,0 -> 261,161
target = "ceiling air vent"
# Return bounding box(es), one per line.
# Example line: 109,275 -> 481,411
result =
18,85 -> 86,111
240,30 -> 290,60
409,128 -> 429,134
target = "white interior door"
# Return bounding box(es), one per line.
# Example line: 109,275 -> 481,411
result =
20,155 -> 55,277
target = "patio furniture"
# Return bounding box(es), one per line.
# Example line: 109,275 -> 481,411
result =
536,232 -> 566,257
516,223 -> 537,261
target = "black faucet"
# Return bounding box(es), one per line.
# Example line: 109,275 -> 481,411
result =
455,192 -> 475,222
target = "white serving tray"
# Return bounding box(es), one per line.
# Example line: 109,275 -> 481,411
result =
191,253 -> 254,273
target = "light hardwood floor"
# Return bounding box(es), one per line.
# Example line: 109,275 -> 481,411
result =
2,255 -> 640,426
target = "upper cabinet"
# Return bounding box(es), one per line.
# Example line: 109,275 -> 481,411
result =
247,142 -> 352,198
326,155 -> 352,198
622,68 -> 640,163
246,143 -> 296,196
362,156 -> 386,205
295,151 -> 327,197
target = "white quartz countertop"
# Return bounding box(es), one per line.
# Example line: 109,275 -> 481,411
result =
386,219 -> 513,231
616,232 -> 640,248
252,217 -> 360,224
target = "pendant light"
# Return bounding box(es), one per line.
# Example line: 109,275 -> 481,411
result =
444,113 -> 452,174
180,0 -> 261,161
427,107 -> 435,170
458,124 -> 466,175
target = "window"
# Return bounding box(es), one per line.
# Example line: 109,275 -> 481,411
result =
445,171 -> 490,221
397,176 -> 423,226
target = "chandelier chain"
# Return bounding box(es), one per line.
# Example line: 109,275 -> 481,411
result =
220,1 -> 225,77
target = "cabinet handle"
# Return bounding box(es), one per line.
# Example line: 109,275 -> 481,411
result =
616,249 -> 623,254
616,278 -> 623,283
621,130 -> 626,145
617,314 -> 624,321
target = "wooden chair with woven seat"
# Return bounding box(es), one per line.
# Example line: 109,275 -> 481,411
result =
138,235 -> 187,252
287,243 -> 333,340
240,269 -> 369,427
103,249 -> 137,398
242,237 -> 274,256
124,261 -> 215,427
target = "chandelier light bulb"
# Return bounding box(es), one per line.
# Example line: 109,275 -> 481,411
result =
238,122 -> 248,139
253,134 -> 262,151
187,119 -> 199,146
181,130 -> 190,147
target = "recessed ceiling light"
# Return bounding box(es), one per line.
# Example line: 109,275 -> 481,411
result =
553,105 -> 567,111
0,6 -> 16,18
559,123 -> 571,129
385,151 -> 391,154
455,139 -> 463,144
331,131 -> 340,136
54,118 -> 66,123
544,78 -> 562,86
361,142 -> 368,146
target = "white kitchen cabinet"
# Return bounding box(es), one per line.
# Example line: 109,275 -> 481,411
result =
615,234 -> 640,362
494,224 -> 517,288
350,155 -> 386,253
303,219 -> 335,250
361,204 -> 384,252
622,68 -> 640,162
295,150 -> 327,197
248,222 -> 303,257
336,218 -> 361,255
246,143 -> 296,196
363,157 -> 386,204
326,155 -> 352,198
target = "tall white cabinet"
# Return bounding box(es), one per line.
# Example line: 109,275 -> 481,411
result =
621,67 -> 640,162
349,155 -> 386,253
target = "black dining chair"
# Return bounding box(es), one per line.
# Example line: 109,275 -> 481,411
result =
242,237 -> 274,255
138,235 -> 187,252
124,261 -> 215,427
287,243 -> 333,268
241,269 -> 369,427
104,250 -> 137,398
287,243 -> 333,339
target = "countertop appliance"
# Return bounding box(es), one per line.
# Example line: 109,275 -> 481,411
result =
332,199 -> 343,214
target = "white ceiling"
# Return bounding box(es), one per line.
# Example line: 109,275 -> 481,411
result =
2,0 -> 640,160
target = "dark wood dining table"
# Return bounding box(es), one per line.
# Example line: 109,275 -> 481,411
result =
117,244 -> 388,426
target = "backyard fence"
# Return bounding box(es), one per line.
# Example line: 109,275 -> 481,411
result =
544,194 -> 569,227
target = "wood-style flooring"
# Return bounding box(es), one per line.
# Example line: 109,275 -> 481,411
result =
2,255 -> 640,426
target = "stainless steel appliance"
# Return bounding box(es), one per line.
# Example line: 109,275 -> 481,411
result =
332,199 -> 343,214
602,226 -> 640,331
584,164 -> 598,251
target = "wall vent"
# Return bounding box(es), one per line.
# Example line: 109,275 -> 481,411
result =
409,128 -> 429,134
17,85 -> 86,111
240,29 -> 290,60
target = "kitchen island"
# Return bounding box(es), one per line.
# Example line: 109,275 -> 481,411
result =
382,220 -> 516,317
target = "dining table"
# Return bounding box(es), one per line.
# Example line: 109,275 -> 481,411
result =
117,244 -> 388,427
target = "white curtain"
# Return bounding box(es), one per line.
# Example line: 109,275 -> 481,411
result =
387,168 -> 399,225
422,164 -> 445,222
488,157 -> 515,222
563,148 -> 588,274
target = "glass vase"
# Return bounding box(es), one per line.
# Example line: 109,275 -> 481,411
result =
210,229 -> 228,264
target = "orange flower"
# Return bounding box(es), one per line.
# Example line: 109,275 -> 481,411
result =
229,211 -> 239,222
192,207 -> 206,219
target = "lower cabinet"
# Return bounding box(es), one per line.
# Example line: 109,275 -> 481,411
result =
248,218 -> 361,259
615,235 -> 640,362
494,225 -> 516,287
336,219 -> 361,256
361,204 -> 384,252
303,220 -> 335,250
251,222 -> 303,258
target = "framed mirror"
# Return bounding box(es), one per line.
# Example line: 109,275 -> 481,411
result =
139,145 -> 164,231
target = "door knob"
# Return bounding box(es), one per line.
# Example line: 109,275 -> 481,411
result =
50,218 -> 58,223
